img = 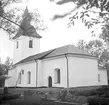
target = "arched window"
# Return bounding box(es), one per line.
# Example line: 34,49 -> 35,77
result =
16,41 -> 19,49
19,72 -> 21,84
98,74 -> 100,82
29,40 -> 33,48
54,68 -> 60,83
27,71 -> 31,84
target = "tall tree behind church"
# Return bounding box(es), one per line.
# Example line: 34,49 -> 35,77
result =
77,39 -> 109,68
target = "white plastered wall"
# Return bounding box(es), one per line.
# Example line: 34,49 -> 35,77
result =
16,61 -> 37,87
42,56 -> 67,87
7,55 -> 108,88
13,36 -> 40,64
68,55 -> 108,87
5,68 -> 17,87
37,60 -> 44,87
98,69 -> 108,85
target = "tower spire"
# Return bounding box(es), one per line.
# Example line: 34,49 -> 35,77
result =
12,0 -> 42,39
22,0 -> 31,19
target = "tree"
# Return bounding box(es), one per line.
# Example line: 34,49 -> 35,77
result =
50,0 -> 109,36
4,57 -> 13,74
0,0 -> 46,39
0,57 -> 13,87
85,40 -> 104,56
77,40 -> 86,50
77,39 -> 108,67
50,0 -> 109,20
100,23 -> 109,44
0,64 -> 5,76
0,0 -> 20,36
0,57 -> 13,76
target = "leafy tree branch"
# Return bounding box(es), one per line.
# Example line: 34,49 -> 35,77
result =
0,0 -> 46,38
50,0 -> 109,41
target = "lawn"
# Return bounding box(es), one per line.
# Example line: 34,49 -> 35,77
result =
0,87 -> 64,105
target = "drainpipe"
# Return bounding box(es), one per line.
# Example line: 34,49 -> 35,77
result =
35,60 -> 38,87
65,54 -> 69,88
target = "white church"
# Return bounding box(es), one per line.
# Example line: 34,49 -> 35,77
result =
5,7 -> 108,88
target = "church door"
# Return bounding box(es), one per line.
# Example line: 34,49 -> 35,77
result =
48,76 -> 52,87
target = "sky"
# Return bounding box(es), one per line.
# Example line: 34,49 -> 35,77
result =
0,0 -> 99,62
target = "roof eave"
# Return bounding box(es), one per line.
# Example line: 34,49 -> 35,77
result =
43,53 -> 97,60
12,34 -> 42,40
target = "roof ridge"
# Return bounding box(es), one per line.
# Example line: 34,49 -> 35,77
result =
39,49 -> 56,59
13,49 -> 56,66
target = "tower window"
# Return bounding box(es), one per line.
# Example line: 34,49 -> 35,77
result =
29,40 -> 33,48
27,71 -> 31,84
16,41 -> 19,49
54,68 -> 60,84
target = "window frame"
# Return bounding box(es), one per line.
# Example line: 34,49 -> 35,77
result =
54,68 -> 61,84
16,41 -> 19,49
27,71 -> 31,84
29,39 -> 33,48
98,74 -> 100,82
18,72 -> 21,84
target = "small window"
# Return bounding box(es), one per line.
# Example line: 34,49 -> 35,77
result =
22,70 -> 24,75
27,71 -> 31,84
16,41 -> 19,49
29,40 -> 33,48
54,68 -> 60,84
98,74 -> 100,82
18,72 -> 21,84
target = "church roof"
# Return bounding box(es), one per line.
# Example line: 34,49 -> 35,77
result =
14,44 -> 97,65
14,49 -> 55,65
12,7 -> 42,39
44,44 -> 94,58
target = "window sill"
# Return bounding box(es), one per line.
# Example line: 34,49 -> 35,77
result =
54,82 -> 60,84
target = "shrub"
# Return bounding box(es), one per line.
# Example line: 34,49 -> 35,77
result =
75,96 -> 88,104
57,86 -> 109,104
57,89 -> 88,104
65,91 -> 73,102
69,88 -> 105,97
69,89 -> 92,97
96,87 -> 109,98
57,89 -> 68,101
87,96 -> 109,105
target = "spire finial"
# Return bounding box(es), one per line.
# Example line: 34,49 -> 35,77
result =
26,0 -> 28,7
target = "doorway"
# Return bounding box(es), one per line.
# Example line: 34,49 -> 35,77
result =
48,76 -> 52,87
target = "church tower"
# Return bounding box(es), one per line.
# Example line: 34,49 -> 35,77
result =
13,7 -> 42,64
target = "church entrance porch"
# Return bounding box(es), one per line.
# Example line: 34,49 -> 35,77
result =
48,76 -> 52,87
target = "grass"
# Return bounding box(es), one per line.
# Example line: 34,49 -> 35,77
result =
1,85 -> 109,105
0,87 -> 63,105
